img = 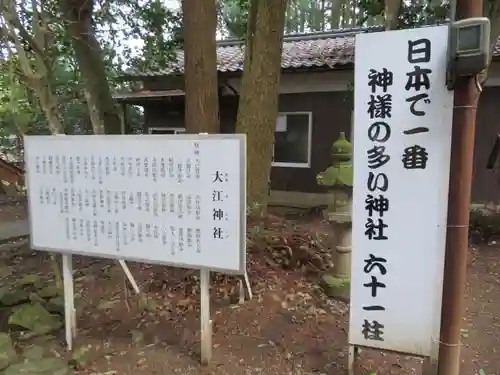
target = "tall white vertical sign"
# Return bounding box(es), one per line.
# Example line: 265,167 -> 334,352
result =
350,25 -> 453,356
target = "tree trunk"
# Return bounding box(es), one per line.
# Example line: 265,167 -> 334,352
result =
299,6 -> 305,32
182,0 -> 220,134
235,0 -> 288,213
341,2 -> 348,27
320,0 -> 326,30
330,0 -> 343,29
286,7 -> 292,33
384,0 -> 402,30
60,0 -> 122,135
344,0 -> 353,26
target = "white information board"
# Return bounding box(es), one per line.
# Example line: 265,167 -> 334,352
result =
350,25 -> 453,356
24,134 -> 246,274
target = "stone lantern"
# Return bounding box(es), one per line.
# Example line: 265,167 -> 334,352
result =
316,131 -> 353,300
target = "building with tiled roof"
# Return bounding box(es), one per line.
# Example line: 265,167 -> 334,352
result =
116,26 -> 500,205
122,25 -> 500,77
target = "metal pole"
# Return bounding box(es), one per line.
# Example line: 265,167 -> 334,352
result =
437,0 -> 483,373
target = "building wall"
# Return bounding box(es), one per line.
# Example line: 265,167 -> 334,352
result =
270,91 -> 352,193
223,62 -> 500,94
472,86 -> 500,204
144,99 -> 184,129
143,96 -> 238,133
143,91 -> 351,194
140,65 -> 500,203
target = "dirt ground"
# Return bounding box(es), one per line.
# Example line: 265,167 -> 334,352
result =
0,205 -> 498,375
0,199 -> 26,223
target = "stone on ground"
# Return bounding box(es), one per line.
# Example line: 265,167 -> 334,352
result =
0,287 -> 29,307
8,303 -> 63,335
45,296 -> 65,315
4,358 -> 69,375
22,345 -> 45,360
0,333 -> 17,370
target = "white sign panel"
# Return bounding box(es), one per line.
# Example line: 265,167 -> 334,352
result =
349,25 -> 453,356
24,134 -> 246,274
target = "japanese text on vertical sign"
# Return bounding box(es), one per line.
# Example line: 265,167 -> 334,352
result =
212,154 -> 229,243
361,63 -> 395,342
402,38 -> 432,170
34,154 -> 204,254
351,25 -> 453,356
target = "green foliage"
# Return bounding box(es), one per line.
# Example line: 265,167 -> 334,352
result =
0,61 -> 39,133
0,58 -> 44,156
0,0 -> 183,141
287,0 -> 330,32
109,0 -> 184,72
0,54 -> 90,137
469,208 -> 500,243
220,0 -> 250,38
356,0 -> 450,27
219,0 -> 347,38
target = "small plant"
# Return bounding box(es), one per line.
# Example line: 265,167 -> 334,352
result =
469,207 -> 500,244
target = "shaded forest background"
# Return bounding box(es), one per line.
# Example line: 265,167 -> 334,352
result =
0,0 -> 452,137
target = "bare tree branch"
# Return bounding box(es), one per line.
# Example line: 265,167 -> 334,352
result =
1,0 -> 62,134
0,1 -> 52,75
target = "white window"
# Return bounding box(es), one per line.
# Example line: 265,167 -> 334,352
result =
272,112 -> 312,168
148,127 -> 186,135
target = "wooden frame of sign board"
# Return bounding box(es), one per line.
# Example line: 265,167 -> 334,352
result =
24,133 -> 251,365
